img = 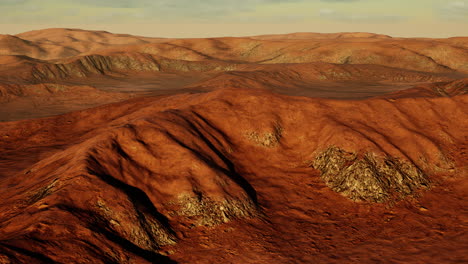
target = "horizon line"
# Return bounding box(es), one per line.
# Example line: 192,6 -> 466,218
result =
4,27 -> 468,39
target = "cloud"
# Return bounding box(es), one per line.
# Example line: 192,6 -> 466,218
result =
438,1 -> 468,21
0,0 -> 420,25
73,0 -> 305,9
2,1 -> 296,24
320,0 -> 358,2
318,8 -> 407,23
78,0 -> 308,22
0,0 -> 29,5
0,0 -> 308,23
76,0 -> 151,8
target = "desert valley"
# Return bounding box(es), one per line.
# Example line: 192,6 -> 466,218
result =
0,28 -> 467,263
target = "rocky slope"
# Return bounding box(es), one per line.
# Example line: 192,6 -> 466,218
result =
1,28 -> 466,123
1,29 -> 467,74
1,28 -> 167,60
378,78 -> 468,99
0,28 -> 467,263
0,88 -> 466,263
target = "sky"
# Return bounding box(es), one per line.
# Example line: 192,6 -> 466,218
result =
0,0 -> 467,37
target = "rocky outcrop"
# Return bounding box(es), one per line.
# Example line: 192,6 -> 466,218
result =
312,147 -> 430,202
378,78 -> 468,99
26,53 -> 239,82
30,53 -> 161,80
0,109 -> 260,263
0,88 -> 465,263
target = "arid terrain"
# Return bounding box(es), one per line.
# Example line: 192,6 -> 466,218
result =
0,28 -> 467,264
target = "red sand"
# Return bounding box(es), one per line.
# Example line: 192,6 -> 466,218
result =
0,29 -> 466,263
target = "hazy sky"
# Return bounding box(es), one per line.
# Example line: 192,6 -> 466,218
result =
0,0 -> 467,37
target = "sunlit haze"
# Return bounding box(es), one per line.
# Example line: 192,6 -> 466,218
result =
0,0 -> 467,37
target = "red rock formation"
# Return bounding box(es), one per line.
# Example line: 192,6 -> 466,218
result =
0,29 -> 466,263
0,87 -> 466,263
